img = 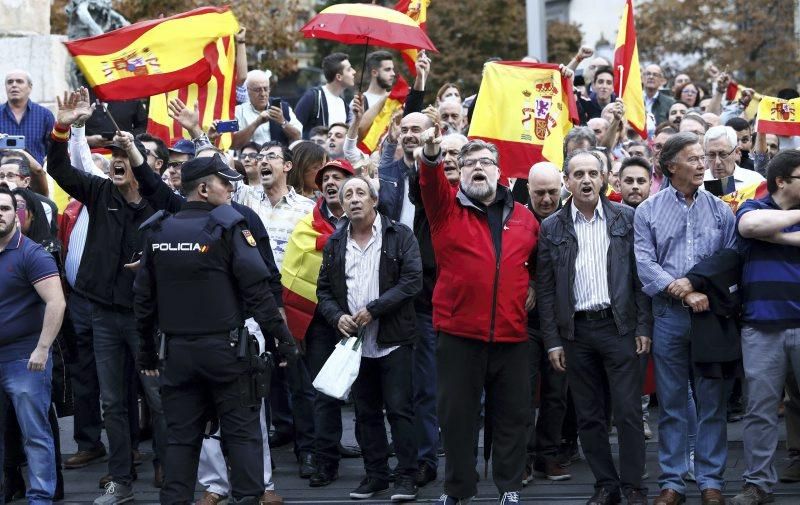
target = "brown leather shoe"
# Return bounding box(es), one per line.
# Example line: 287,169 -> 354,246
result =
195,491 -> 226,505
64,446 -> 107,469
259,490 -> 284,504
653,488 -> 686,505
701,488 -> 725,505
153,462 -> 164,488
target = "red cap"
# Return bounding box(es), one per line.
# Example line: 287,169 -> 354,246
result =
315,159 -> 355,189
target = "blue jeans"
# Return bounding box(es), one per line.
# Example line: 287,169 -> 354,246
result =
652,296 -> 729,494
0,358 -> 56,504
92,304 -> 166,486
413,310 -> 439,468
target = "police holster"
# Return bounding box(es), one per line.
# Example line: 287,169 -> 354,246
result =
235,327 -> 274,408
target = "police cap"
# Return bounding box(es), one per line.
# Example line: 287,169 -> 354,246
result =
181,154 -> 243,184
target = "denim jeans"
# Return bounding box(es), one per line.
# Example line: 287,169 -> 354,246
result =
92,303 -> 167,486
0,358 -> 56,504
652,296 -> 729,494
741,326 -> 800,492
413,310 -> 439,468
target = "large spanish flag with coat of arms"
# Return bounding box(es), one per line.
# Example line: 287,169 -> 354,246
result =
64,6 -> 239,101
468,62 -> 579,178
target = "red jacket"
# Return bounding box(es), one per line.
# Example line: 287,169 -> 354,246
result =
419,153 -> 539,343
58,199 -> 83,266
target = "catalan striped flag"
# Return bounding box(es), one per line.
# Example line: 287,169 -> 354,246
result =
64,6 -> 239,101
358,76 -> 409,154
468,62 -> 579,178
146,34 -> 238,150
280,200 -> 336,340
613,0 -> 646,139
755,96 -> 800,137
394,0 -> 430,76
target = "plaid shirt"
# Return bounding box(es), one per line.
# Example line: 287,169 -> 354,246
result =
0,101 -> 55,164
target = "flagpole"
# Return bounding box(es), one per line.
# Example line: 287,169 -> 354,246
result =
358,36 -> 370,93
617,65 -> 624,98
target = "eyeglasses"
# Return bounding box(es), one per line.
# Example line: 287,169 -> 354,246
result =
461,157 -> 497,168
256,153 -> 284,161
704,146 -> 736,162
681,89 -> 698,96
240,153 -> 259,160
167,161 -> 183,169
248,87 -> 270,94
0,172 -> 20,180
782,175 -> 800,181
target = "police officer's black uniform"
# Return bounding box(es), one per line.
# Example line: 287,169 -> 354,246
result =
133,155 -> 298,505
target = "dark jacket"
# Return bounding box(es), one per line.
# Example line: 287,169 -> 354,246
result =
316,213 -> 422,347
47,139 -> 154,309
295,86 -> 351,137
377,158 -> 413,223
685,248 -> 742,377
407,167 -> 440,313
537,197 -> 652,350
649,92 -> 675,126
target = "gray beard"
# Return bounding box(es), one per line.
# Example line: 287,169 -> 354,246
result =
462,180 -> 496,201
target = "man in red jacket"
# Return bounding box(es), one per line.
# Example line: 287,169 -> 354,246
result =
418,126 -> 539,505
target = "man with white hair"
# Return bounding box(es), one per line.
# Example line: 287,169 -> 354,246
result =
522,162 -> 571,484
232,69 -> 302,149
0,70 -> 55,164
703,125 -> 765,190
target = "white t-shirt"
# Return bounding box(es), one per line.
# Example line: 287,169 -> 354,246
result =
323,86 -> 347,126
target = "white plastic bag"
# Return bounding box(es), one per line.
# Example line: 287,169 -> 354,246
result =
312,334 -> 363,400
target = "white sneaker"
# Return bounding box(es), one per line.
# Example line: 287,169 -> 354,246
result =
643,421 -> 653,439
499,491 -> 520,504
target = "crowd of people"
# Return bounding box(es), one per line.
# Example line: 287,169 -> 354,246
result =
1,24 -> 799,505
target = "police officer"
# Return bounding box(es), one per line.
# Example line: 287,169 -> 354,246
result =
133,154 -> 299,505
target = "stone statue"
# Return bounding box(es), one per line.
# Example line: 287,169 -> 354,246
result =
66,0 -> 130,87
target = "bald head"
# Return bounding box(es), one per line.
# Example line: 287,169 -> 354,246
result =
528,162 -> 562,218
400,112 -> 434,162
587,117 -> 610,142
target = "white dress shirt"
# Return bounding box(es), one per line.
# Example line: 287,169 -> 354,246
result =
703,165 -> 765,190
572,200 -> 612,312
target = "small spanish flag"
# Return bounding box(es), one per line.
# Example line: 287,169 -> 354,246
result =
613,0 -> 646,139
468,62 -> 579,178
64,7 -> 239,101
720,181 -> 769,214
755,96 -> 800,137
394,0 -> 430,76
358,76 -> 409,154
724,80 -> 762,120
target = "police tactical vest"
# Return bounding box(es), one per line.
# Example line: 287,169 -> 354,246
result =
143,206 -> 246,335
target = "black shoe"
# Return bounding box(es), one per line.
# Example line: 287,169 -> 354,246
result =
557,439 -> 581,467
4,466 -> 26,502
415,462 -> 437,487
586,487 -> 621,505
338,442 -> 361,458
55,469 -> 64,501
349,476 -> 389,499
391,475 -> 418,502
268,430 -> 294,448
298,453 -> 316,479
624,488 -> 647,505
309,463 -> 338,487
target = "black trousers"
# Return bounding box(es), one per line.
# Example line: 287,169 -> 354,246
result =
437,333 -> 530,498
564,317 -> 645,494
305,316 -> 344,467
527,327 -> 567,461
351,345 -> 416,481
160,335 -> 263,504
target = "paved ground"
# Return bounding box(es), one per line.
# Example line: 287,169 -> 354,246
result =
27,406 -> 800,504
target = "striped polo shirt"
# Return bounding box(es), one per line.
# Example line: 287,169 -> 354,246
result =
736,195 -> 800,329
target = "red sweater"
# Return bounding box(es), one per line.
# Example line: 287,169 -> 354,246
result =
419,154 -> 539,343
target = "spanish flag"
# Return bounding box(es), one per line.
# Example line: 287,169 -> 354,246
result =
280,200 -> 335,340
468,62 -> 579,178
720,181 -> 769,214
724,81 -> 762,120
64,7 -> 239,101
755,96 -> 800,137
613,0 -> 646,139
146,34 -> 238,150
394,0 -> 430,76
358,76 -> 409,154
